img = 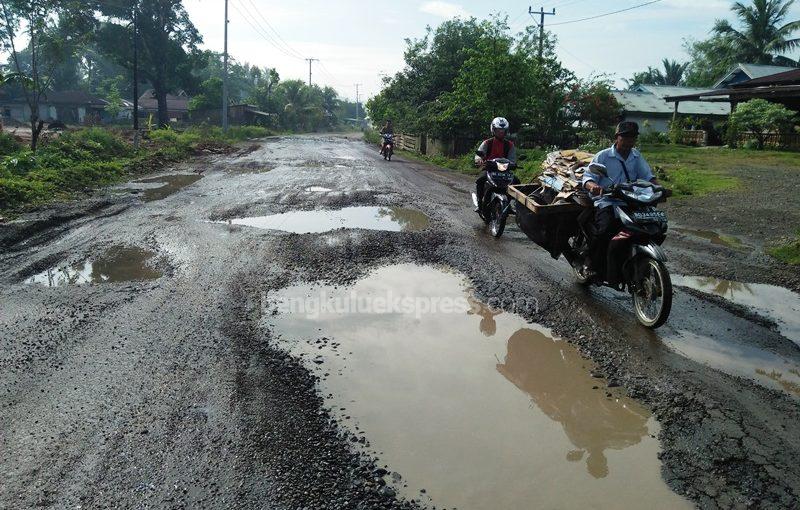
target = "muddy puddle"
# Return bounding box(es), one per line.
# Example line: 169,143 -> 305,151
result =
664,330 -> 800,398
226,206 -> 429,234
135,174 -> 204,202
266,264 -> 690,509
24,247 -> 162,286
674,275 -> 800,346
673,227 -> 748,250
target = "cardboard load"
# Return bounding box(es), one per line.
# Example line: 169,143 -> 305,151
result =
537,150 -> 595,203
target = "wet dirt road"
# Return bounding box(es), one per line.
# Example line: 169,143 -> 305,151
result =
2,134 -> 799,509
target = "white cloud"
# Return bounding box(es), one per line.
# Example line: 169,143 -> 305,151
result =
419,1 -> 470,19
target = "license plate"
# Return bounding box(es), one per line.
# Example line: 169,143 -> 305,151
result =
490,172 -> 513,181
632,210 -> 667,222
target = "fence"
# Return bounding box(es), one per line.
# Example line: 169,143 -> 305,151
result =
736,132 -> 800,149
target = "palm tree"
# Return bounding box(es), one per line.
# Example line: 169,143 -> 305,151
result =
659,59 -> 690,86
625,59 -> 688,89
713,0 -> 800,65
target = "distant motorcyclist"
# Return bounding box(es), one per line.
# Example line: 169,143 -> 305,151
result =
581,121 -> 659,277
379,120 -> 394,155
474,117 -> 518,209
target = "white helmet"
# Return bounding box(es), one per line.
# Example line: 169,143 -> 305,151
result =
490,117 -> 510,136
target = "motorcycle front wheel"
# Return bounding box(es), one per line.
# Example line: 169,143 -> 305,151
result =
489,200 -> 507,238
632,258 -> 672,329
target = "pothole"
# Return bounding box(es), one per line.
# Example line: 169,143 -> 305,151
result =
24,246 -> 162,286
265,264 -> 690,509
674,275 -> 800,345
673,227 -> 748,250
224,206 -> 429,234
664,330 -> 800,399
135,174 -> 204,202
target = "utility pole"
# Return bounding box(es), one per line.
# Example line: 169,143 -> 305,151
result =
354,83 -> 361,128
222,0 -> 229,132
132,3 -> 139,132
529,6 -> 556,60
305,58 -> 319,87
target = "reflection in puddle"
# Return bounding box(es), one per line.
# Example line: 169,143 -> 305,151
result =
674,275 -> 800,345
136,174 -> 204,202
267,264 -> 689,510
673,228 -> 747,250
226,206 -> 429,234
25,247 -> 162,286
664,330 -> 800,399
304,186 -> 332,192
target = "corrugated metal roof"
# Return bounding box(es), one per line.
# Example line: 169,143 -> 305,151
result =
613,90 -> 730,116
714,63 -> 795,88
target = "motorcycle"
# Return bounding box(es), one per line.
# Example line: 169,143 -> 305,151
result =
565,180 -> 673,328
381,134 -> 394,161
514,169 -> 672,328
471,157 -> 518,238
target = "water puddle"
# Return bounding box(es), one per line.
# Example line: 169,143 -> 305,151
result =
674,275 -> 800,346
304,186 -> 332,192
673,228 -> 748,250
24,247 -> 162,286
226,206 -> 429,234
135,174 -> 204,202
266,264 -> 689,509
663,330 -> 800,398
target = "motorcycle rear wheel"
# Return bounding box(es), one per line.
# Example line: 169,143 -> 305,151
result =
632,258 -> 672,329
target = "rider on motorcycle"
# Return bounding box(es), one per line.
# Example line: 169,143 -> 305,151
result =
474,117 -> 518,209
581,121 -> 659,277
380,120 -> 394,155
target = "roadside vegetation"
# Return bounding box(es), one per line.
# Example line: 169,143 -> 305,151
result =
770,232 -> 800,265
0,126 -> 272,213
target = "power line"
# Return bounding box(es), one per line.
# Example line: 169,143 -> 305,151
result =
547,0 -> 663,27
241,0 -> 306,60
229,0 -> 304,60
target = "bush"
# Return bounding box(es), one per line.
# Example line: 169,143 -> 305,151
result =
0,131 -> 22,156
639,131 -> 669,144
728,99 -> 796,150
0,177 -> 49,210
363,128 -> 381,145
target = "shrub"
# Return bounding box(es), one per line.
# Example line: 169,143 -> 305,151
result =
728,99 -> 796,150
0,131 -> 22,156
639,131 -> 669,144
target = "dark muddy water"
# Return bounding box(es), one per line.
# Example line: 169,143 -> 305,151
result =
226,206 -> 430,234
267,264 -> 690,509
672,228 -> 748,250
674,275 -> 800,346
24,246 -> 161,286
135,174 -> 204,202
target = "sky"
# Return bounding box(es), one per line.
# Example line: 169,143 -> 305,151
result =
183,0 -> 800,101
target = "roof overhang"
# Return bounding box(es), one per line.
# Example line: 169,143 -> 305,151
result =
665,84 -> 800,102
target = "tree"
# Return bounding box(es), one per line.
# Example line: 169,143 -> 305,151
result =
713,0 -> 800,65
95,0 -> 204,127
728,98 -> 796,148
187,77 -> 223,112
0,0 -> 92,150
683,36 -> 738,87
625,59 -> 688,89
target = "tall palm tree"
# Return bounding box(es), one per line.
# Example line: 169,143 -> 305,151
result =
713,0 -> 800,65
659,59 -> 690,86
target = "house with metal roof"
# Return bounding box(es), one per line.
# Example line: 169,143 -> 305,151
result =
613,85 -> 730,133
713,63 -> 796,89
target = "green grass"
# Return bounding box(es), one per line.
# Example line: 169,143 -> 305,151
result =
0,125 -> 275,213
641,144 -> 800,197
769,231 -> 800,265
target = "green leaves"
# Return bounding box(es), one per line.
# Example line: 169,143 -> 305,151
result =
729,98 -> 796,149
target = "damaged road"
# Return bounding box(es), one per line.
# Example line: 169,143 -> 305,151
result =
1,134 -> 799,509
